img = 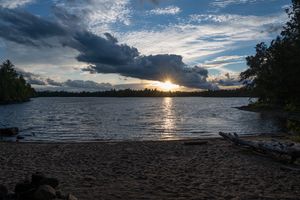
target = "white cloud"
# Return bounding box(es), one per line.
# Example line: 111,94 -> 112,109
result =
148,6 -> 181,15
201,55 -> 246,68
119,13 -> 285,59
0,0 -> 33,8
189,13 -> 287,27
117,12 -> 286,75
210,0 -> 261,8
54,0 -> 132,33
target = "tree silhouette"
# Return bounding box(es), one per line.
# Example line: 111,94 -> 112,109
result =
0,60 -> 35,103
240,0 -> 300,107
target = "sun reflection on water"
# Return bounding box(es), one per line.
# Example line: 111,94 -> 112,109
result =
161,97 -> 176,140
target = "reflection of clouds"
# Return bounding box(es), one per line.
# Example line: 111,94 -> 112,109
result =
162,97 -> 176,140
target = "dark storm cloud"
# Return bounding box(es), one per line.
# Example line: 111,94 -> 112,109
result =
17,69 -> 115,91
64,80 -> 112,90
46,78 -> 63,86
0,8 -> 66,47
212,73 -> 241,87
0,7 -> 217,90
84,54 -> 217,89
16,69 -> 47,85
68,31 -> 140,66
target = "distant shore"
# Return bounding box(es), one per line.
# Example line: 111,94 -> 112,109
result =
1,136 -> 300,199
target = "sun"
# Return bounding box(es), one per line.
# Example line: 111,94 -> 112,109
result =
156,80 -> 179,91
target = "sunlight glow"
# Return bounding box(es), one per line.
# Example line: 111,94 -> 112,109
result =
155,80 -> 180,91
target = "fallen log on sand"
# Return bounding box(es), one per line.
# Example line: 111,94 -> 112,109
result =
219,132 -> 300,163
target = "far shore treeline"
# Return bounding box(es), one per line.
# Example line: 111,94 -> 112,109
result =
35,88 -> 255,98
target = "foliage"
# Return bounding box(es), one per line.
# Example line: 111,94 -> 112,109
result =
0,60 -> 35,103
240,0 -> 300,107
36,88 -> 256,98
287,119 -> 300,133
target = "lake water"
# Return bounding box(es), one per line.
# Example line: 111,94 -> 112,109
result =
0,97 -> 283,142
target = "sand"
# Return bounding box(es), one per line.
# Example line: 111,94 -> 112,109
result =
0,138 -> 300,200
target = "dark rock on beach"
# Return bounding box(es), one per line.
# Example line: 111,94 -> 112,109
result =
0,128 -> 19,137
34,185 -> 56,200
16,136 -> 25,140
0,185 -> 8,200
1,174 -> 76,200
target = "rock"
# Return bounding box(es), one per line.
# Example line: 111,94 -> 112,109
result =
17,135 -> 25,140
40,178 -> 59,189
15,180 -> 33,195
34,185 -> 56,200
0,127 -> 19,136
0,185 -> 8,199
55,190 -> 66,199
66,194 -> 78,200
32,172 -> 46,186
15,180 -> 36,200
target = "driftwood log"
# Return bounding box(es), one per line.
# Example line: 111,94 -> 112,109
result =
219,132 -> 300,163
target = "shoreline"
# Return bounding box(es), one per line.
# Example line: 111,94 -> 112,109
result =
1,131 -> 287,144
1,135 -> 300,199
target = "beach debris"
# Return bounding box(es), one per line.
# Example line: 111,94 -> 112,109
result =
34,185 -> 56,200
183,141 -> 208,146
16,136 -> 25,140
0,127 -> 19,136
219,132 -> 300,163
0,185 -> 8,199
0,173 -> 77,200
67,194 -> 78,200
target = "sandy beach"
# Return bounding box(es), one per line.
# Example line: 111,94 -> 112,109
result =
1,138 -> 300,200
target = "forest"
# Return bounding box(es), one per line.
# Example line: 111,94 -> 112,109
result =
35,88 -> 255,98
0,60 -> 35,104
240,0 -> 300,110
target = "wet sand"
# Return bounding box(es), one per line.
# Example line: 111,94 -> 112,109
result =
0,138 -> 300,200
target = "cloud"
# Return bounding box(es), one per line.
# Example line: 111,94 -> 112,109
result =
17,69 -> 154,91
189,13 -> 287,28
210,0 -> 262,8
63,80 -> 112,90
68,32 -> 140,66
119,12 -> 287,69
0,8 -> 66,47
46,78 -> 62,86
17,69 -> 115,91
54,0 -> 131,33
84,54 -> 217,89
201,55 -> 246,71
148,6 -> 181,15
0,7 -> 216,90
16,69 -> 47,85
0,0 -> 33,8
210,73 -> 242,87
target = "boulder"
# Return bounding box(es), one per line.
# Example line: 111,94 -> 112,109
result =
0,184 -> 8,200
31,172 -> 46,186
16,135 -> 25,140
34,185 -> 56,200
67,194 -> 78,200
55,190 -> 66,199
39,178 -> 59,189
0,127 -> 19,136
15,180 -> 35,200
15,180 -> 33,195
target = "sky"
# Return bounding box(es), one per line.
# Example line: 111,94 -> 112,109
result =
0,0 -> 291,91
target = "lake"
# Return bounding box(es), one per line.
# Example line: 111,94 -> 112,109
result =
0,97 -> 283,142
